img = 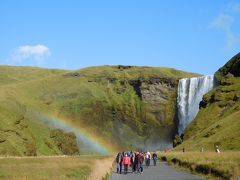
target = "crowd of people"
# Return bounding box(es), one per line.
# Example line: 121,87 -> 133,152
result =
115,151 -> 158,175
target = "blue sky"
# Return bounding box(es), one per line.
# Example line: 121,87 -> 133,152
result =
0,1 -> 239,74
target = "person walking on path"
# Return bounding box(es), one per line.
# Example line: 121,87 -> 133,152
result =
144,152 -> 147,166
122,153 -> 130,174
115,152 -> 122,174
133,152 -> 139,173
130,152 -> 136,173
138,152 -> 144,173
146,151 -> 151,167
119,152 -> 124,174
152,152 -> 158,166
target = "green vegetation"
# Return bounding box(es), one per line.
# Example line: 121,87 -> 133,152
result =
159,151 -> 240,180
50,129 -> 79,155
0,65 -> 196,155
0,156 -> 108,180
215,52 -> 240,78
177,52 -> 240,151
0,65 -> 66,86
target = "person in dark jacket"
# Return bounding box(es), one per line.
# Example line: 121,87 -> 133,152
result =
152,152 -> 158,166
131,152 -> 135,173
133,152 -> 139,173
116,152 -> 122,173
138,152 -> 144,173
119,152 -> 124,174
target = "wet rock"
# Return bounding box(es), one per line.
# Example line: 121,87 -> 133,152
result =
199,99 -> 208,109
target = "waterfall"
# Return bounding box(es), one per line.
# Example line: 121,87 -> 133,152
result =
177,75 -> 216,134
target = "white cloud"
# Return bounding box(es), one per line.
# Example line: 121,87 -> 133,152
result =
210,14 -> 238,51
11,44 -> 51,64
211,14 -> 233,31
228,2 -> 240,13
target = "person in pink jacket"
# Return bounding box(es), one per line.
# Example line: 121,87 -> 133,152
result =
122,153 -> 130,174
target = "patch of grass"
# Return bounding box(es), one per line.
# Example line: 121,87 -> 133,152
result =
0,65 -> 66,86
159,151 -> 240,179
76,65 -> 199,80
65,167 -> 90,179
0,156 -> 95,180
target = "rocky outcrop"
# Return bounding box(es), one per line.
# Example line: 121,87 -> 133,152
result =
141,77 -> 177,102
116,65 -> 134,70
139,77 -> 178,126
128,80 -> 142,98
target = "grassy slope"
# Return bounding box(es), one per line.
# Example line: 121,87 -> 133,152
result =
0,66 -> 69,156
177,53 -> 240,151
159,151 -> 240,179
0,65 -> 67,86
0,65 -> 197,155
77,65 -> 198,79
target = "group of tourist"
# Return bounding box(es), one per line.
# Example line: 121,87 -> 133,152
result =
115,151 -> 158,175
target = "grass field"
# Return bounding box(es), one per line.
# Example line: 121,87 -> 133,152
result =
0,155 -> 114,180
159,151 -> 240,180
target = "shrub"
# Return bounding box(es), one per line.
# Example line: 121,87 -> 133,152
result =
50,129 -> 79,155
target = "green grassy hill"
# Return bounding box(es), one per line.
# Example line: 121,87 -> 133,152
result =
0,65 -> 196,156
0,65 -> 67,86
176,52 -> 240,151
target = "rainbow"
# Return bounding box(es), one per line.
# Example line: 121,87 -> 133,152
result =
26,109 -> 114,155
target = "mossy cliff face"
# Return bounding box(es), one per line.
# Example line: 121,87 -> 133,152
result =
108,76 -> 179,149
177,52 -> 240,151
140,77 -> 177,126
0,65 -> 196,155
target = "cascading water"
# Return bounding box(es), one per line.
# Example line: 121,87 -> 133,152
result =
177,75 -> 216,135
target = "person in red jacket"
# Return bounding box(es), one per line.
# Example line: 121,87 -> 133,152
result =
122,153 -> 130,174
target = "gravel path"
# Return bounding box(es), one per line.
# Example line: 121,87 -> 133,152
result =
111,161 -> 204,180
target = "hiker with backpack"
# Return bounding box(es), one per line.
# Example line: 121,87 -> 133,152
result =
152,152 -> 158,166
